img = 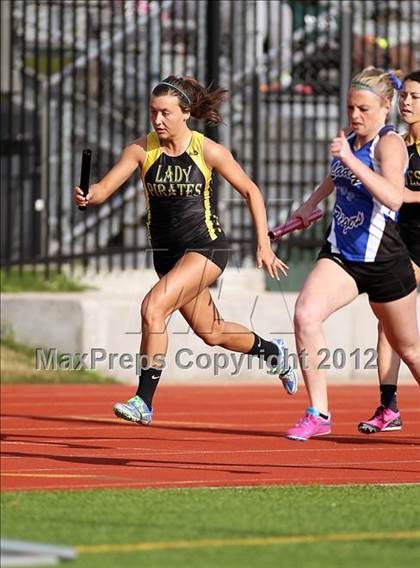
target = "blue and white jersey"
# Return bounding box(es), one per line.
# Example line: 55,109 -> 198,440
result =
327,126 -> 404,262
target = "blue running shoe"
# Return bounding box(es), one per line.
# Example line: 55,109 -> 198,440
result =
113,396 -> 153,425
268,338 -> 298,395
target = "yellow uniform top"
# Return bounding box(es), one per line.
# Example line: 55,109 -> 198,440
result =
141,130 -> 223,249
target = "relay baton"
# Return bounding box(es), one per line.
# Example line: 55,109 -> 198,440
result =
78,148 -> 92,211
268,208 -> 323,240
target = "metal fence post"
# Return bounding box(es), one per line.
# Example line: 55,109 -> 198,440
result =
205,0 -> 220,143
205,0 -> 220,219
251,71 -> 260,189
1,0 -> 11,94
339,1 -> 353,129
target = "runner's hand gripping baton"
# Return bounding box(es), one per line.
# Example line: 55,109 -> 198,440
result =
78,148 -> 92,211
268,208 -> 323,240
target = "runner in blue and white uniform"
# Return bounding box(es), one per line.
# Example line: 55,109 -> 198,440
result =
359,69 -> 420,435
282,67 -> 420,442
327,124 -> 405,264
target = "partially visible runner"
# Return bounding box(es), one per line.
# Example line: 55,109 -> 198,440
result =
283,67 -> 420,442
74,76 -> 297,427
359,69 -> 420,434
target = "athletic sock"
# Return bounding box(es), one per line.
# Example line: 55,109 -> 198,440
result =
308,407 -> 329,420
247,333 -> 279,366
136,367 -> 163,409
380,385 -> 398,412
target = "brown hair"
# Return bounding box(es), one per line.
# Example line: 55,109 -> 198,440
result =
152,75 -> 227,125
351,66 -> 404,104
403,70 -> 420,84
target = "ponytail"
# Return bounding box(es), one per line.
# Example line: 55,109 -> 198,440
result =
152,76 -> 227,125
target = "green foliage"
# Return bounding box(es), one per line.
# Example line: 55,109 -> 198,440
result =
0,331 -> 116,384
25,54 -> 74,75
0,268 -> 92,293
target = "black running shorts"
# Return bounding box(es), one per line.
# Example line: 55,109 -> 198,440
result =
318,241 -> 417,303
152,234 -> 230,276
398,223 -> 420,268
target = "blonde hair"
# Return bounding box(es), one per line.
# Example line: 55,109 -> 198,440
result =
351,66 -> 404,104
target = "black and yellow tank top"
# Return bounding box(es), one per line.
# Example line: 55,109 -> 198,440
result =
141,130 -> 224,249
398,138 -> 420,227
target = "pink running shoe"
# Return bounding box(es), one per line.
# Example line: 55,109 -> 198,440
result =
358,406 -> 402,434
286,407 -> 331,441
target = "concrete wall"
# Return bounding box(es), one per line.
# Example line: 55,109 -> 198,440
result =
1,268 -> 418,383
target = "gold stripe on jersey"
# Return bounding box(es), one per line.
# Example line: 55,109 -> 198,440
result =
141,130 -> 218,242
188,131 -> 217,240
402,132 -> 420,156
142,132 -> 163,177
141,132 -> 163,234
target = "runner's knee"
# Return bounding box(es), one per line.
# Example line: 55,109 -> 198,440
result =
141,294 -> 168,328
397,342 -> 420,368
294,299 -> 323,333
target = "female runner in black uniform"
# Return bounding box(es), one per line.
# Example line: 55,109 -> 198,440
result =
359,70 -> 420,434
74,76 -> 297,425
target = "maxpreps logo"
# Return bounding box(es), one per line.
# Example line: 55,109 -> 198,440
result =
334,205 -> 364,234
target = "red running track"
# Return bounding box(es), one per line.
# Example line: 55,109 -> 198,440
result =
1,384 -> 419,492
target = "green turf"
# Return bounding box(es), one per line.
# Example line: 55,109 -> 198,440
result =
1,485 -> 419,567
